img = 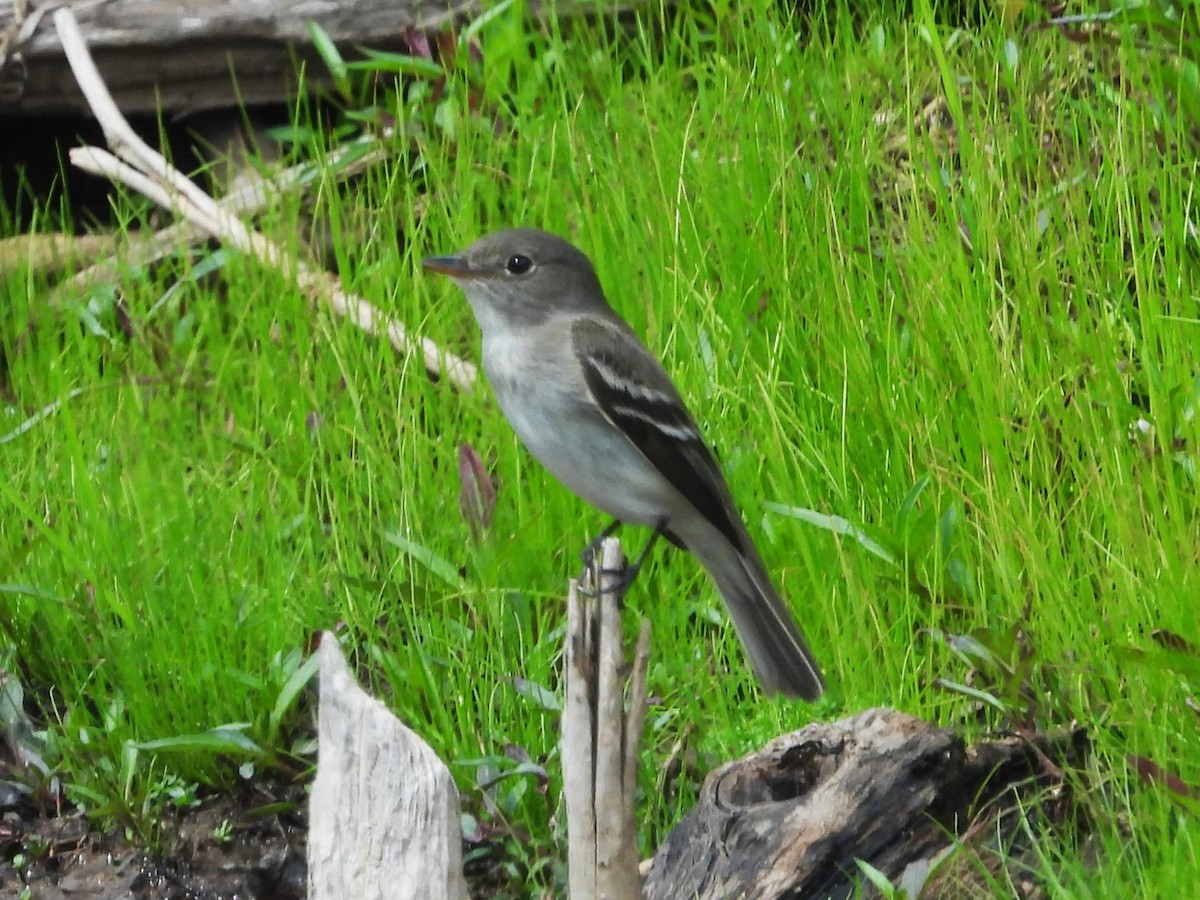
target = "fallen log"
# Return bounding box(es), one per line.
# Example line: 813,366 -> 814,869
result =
0,0 -> 606,116
0,0 -> 464,115
643,708 -> 1087,899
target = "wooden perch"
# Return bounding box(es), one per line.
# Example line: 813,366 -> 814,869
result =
643,708 -> 1087,899
562,536 -> 651,899
308,632 -> 469,900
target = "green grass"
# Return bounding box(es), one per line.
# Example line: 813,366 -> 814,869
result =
2,0 -> 1198,893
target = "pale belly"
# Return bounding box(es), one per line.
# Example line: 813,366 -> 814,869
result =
488,371 -> 680,527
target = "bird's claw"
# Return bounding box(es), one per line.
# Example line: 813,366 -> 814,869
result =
576,517 -> 667,598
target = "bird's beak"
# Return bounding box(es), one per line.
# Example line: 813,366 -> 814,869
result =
422,255 -> 473,278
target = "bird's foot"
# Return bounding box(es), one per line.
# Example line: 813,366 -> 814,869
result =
579,519 -> 622,573
576,519 -> 667,599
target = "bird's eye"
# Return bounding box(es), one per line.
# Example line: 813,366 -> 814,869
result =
505,254 -> 533,275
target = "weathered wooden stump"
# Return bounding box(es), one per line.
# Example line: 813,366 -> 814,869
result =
562,537 -> 650,899
308,633 -> 469,900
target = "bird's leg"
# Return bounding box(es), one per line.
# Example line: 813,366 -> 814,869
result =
579,519 -> 623,579
581,519 -> 668,598
623,520 -> 667,584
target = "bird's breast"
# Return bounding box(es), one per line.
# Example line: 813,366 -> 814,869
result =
480,330 -> 681,526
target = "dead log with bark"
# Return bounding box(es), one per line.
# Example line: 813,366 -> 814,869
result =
0,0 -> 608,116
643,708 -> 1087,899
0,0 -> 462,115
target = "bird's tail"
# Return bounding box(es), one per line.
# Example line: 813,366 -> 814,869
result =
694,534 -> 825,700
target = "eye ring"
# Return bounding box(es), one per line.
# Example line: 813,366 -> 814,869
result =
505,254 -> 534,275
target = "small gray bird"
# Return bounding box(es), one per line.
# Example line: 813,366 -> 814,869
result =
423,228 -> 825,700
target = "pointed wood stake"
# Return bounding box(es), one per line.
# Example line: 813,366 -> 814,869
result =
308,633 -> 469,900
562,537 -> 650,899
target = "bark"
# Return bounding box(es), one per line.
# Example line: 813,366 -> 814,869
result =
1,0 -> 519,114
643,708 -> 1087,899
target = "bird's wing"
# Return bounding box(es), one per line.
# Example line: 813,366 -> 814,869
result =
571,315 -> 747,553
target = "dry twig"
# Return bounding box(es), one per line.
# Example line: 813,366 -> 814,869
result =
52,7 -> 477,393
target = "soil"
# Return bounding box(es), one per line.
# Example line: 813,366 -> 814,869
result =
0,781 -> 308,900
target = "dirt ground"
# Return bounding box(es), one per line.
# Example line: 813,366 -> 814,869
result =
0,782 -> 308,900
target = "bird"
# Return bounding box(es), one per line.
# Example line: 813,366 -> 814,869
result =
423,228 -> 824,700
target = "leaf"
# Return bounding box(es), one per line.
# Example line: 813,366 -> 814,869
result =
999,0 -> 1027,27
345,48 -> 447,79
1150,629 -> 1198,655
869,23 -> 887,61
934,678 -> 1011,713
269,650 -> 321,735
855,859 -> 900,897
944,631 -> 1002,667
461,812 -> 482,842
382,531 -> 465,589
130,724 -> 263,756
460,0 -> 517,44
458,442 -> 495,537
1001,37 -> 1019,72
766,503 -> 898,564
897,857 -> 933,898
454,754 -> 510,769
308,21 -> 349,97
894,473 -> 932,533
512,677 -> 561,712
0,583 -> 68,604
401,24 -> 434,61
0,669 -> 48,773
479,761 -> 548,790
936,503 -> 959,555
902,841 -> 960,897
189,248 -> 230,280
1113,644 -> 1200,681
